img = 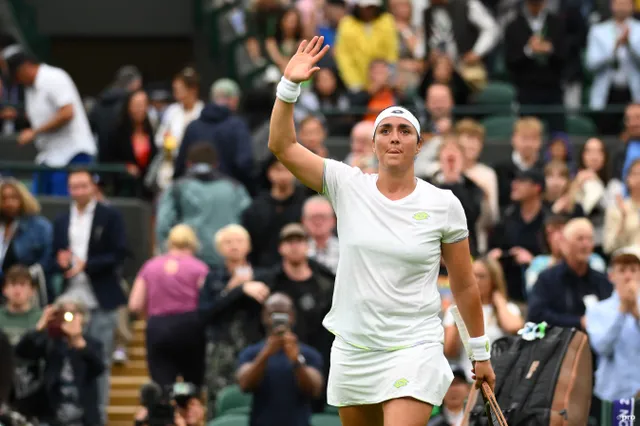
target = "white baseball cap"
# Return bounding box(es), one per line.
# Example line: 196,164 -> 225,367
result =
355,0 -> 382,7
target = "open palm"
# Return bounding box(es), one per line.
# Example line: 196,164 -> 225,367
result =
284,36 -> 330,84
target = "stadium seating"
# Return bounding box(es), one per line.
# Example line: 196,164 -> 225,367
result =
215,385 -> 253,417
481,115 -> 517,139
472,81 -> 516,113
207,414 -> 250,426
311,413 -> 343,426
566,114 -> 597,136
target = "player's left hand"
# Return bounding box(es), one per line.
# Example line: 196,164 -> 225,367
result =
472,360 -> 496,391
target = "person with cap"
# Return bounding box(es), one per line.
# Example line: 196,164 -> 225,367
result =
173,78 -> 254,193
586,245 -> 640,401
334,0 -> 399,92
427,366 -> 472,426
4,46 -> 96,196
487,167 -> 548,302
267,36 -> 494,426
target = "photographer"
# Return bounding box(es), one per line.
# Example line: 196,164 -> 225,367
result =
236,293 -> 323,426
15,297 -> 104,426
134,382 -> 205,426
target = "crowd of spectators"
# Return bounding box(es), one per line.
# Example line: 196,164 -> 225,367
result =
0,0 -> 640,425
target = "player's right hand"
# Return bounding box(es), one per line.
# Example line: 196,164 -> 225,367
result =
472,360 -> 496,391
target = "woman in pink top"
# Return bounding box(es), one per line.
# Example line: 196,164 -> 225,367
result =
129,224 -> 209,389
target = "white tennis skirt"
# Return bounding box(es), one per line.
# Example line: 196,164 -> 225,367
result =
327,337 -> 454,407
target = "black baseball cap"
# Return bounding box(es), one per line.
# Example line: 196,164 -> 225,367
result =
514,168 -> 545,190
3,46 -> 36,82
451,365 -> 470,383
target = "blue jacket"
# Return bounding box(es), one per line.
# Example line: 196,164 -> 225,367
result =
51,203 -> 128,310
173,103 -> 255,192
1,215 -> 53,278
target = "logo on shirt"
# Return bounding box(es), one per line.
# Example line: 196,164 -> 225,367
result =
393,378 -> 409,388
412,212 -> 430,221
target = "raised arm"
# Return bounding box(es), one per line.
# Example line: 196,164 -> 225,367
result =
268,36 -> 330,193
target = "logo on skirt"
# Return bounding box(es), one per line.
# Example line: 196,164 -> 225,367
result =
393,378 -> 409,388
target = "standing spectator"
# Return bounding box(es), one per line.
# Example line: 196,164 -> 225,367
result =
586,245 -> 640,401
334,0 -> 398,92
488,169 -> 548,302
302,196 -> 339,274
604,158 -> 640,254
16,298 -> 104,426
558,0 -> 589,110
526,215 -> 607,294
0,265 -> 42,346
154,67 -> 204,156
316,0 -> 347,50
89,65 -> 143,162
0,178 -> 52,289
156,143 -> 252,270
4,48 -> 96,196
236,293 -> 324,426
620,103 -> 640,182
174,79 -> 254,192
505,0 -> 567,132
528,218 -> 613,331
129,224 -> 209,389
51,169 -> 127,424
423,0 -> 500,90
242,155 -> 307,269
586,0 -> 640,135
245,0 -> 287,66
297,116 -> 329,158
265,8 -> 305,74
104,89 -> 157,198
494,117 -> 545,210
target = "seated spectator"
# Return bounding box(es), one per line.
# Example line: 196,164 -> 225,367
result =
157,143 -> 252,269
343,120 -> 375,167
302,196 -> 339,274
415,84 -> 455,178
429,136 -> 484,255
505,0 -> 566,132
334,0 -> 398,92
154,67 -> 204,155
0,265 -> 41,345
242,155 -> 306,269
265,8 -> 305,74
544,132 -> 575,172
16,297 -> 104,426
457,119 -> 499,252
586,0 -> 640,135
494,117 -> 545,211
427,366 -> 472,426
604,158 -> 640,254
528,218 -> 613,331
316,0 -> 347,50
245,0 -> 287,66
586,245 -> 640,401
444,258 -> 523,380
103,89 -> 156,198
297,115 -> 329,158
574,137 -> 624,254
174,79 -> 254,192
488,168 -> 548,302
129,224 -> 209,389
208,224 -> 256,295
0,178 -> 52,293
236,293 -> 324,426
543,161 -> 583,217
526,215 -> 607,294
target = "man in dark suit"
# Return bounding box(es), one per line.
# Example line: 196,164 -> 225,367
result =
51,168 -> 127,425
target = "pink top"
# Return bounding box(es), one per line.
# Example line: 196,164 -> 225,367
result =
138,253 -> 209,316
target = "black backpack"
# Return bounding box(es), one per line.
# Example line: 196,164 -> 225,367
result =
466,326 -> 593,426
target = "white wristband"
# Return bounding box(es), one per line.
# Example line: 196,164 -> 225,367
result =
276,76 -> 301,104
469,335 -> 491,361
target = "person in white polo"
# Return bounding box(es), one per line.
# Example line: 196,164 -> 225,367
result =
4,46 -> 96,195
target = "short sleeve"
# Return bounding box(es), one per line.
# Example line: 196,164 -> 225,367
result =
237,345 -> 260,368
441,192 -> 469,244
302,346 -> 324,373
442,306 -> 455,327
321,159 -> 361,209
49,70 -> 76,108
137,259 -> 152,282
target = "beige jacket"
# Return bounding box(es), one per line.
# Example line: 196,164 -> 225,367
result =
603,199 -> 640,254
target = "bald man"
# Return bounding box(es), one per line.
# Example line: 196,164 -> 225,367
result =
236,293 -> 324,426
302,196 -> 339,273
344,120 -> 375,166
528,218 -> 612,331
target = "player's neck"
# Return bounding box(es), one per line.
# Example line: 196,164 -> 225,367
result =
376,168 -> 416,199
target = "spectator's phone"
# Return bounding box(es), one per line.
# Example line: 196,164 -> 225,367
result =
271,312 -> 290,334
47,310 -> 74,337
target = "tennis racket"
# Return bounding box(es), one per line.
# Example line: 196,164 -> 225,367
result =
451,305 -> 508,426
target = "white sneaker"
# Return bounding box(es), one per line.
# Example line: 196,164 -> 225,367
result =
112,347 -> 128,364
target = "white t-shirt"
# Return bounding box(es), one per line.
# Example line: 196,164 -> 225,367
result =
321,159 -> 469,350
25,64 -> 96,166
443,303 -> 521,380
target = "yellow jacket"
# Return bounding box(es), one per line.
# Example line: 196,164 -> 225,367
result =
334,13 -> 399,90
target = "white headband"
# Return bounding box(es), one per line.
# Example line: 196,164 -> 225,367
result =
372,106 -> 421,139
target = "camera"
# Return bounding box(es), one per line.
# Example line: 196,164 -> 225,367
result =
47,309 -> 74,338
135,382 -> 199,426
271,312 -> 290,334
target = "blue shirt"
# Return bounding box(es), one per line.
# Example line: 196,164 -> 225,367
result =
237,340 -> 323,426
586,292 -> 640,401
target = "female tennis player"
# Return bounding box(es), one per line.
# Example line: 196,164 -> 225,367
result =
268,36 -> 496,426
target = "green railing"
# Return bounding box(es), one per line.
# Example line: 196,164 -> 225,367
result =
6,0 -> 49,60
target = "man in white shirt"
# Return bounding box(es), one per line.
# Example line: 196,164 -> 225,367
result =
4,47 -> 96,195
